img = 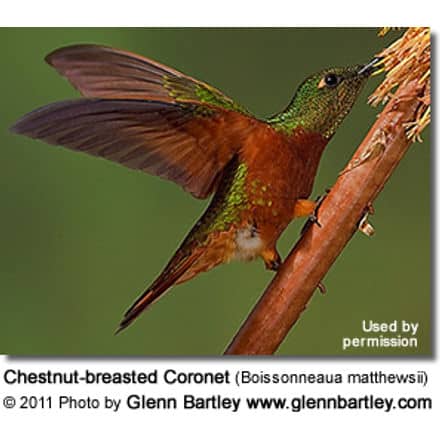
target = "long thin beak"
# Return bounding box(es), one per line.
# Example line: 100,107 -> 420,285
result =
358,57 -> 384,76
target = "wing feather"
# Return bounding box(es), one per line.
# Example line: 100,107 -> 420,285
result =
45,44 -> 250,114
11,99 -> 256,198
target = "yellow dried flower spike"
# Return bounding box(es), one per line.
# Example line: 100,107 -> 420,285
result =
369,27 -> 430,142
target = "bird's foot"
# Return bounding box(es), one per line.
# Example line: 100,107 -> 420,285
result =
307,213 -> 322,228
262,248 -> 282,271
300,189 -> 330,235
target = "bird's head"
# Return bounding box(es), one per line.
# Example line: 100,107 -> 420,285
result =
272,57 -> 382,138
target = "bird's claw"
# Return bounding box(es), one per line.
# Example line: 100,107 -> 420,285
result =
307,213 -> 322,228
263,248 -> 282,271
265,257 -> 282,271
300,189 -> 329,235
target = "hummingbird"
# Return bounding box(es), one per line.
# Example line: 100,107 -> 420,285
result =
11,45 -> 380,333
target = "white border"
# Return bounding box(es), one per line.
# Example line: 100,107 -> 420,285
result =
1,1 -> 437,437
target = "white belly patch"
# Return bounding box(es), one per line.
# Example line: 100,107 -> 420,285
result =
234,225 -> 264,261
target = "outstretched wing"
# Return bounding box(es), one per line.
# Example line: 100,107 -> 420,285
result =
45,44 -> 251,115
12,45 -> 265,198
11,99 -> 257,198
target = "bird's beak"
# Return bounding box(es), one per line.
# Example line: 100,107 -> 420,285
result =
358,57 -> 384,77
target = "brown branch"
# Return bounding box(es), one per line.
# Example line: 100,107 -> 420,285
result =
224,79 -> 424,355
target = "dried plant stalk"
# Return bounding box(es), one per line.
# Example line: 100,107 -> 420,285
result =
224,28 -> 430,355
370,27 -> 430,141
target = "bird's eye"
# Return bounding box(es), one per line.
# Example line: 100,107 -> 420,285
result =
324,73 -> 339,87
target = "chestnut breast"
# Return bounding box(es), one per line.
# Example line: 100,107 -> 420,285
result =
240,125 -> 328,239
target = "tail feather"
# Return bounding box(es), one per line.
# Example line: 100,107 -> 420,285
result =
115,247 -> 203,334
115,288 -> 165,335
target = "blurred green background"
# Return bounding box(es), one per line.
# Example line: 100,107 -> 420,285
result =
0,28 -> 430,356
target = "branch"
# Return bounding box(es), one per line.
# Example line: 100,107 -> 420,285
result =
224,78 -> 425,355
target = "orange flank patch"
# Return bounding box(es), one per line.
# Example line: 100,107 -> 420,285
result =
292,198 -> 316,218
